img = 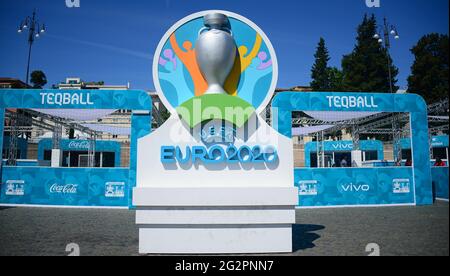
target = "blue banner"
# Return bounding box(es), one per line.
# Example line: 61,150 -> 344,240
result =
295,167 -> 415,207
37,139 -> 122,167
304,140 -> 384,167
0,89 -> 151,110
397,135 -> 449,149
0,167 -> 130,207
432,167 -> 449,200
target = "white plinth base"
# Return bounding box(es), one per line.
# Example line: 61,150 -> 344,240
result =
138,225 -> 292,254
133,187 -> 298,254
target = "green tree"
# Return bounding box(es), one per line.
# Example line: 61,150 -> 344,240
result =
310,38 -> 331,90
30,70 -> 47,89
407,33 -> 449,103
342,14 -> 399,92
327,67 -> 344,91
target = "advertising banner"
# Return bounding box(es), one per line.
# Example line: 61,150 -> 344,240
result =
295,167 -> 415,207
1,167 -> 130,207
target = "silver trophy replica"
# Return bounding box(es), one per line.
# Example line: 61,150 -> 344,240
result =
195,13 -> 237,95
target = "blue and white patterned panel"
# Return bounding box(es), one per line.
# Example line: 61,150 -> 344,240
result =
432,167 -> 449,200
0,167 -> 130,207
397,135 -> 449,150
0,89 -> 151,110
295,168 -> 415,207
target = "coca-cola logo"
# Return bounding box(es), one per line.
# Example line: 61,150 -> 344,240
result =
67,141 -> 90,150
50,184 -> 78,194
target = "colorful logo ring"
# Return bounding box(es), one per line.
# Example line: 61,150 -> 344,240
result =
153,10 -> 278,125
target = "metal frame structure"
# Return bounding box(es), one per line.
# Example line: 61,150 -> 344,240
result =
290,97 -> 448,165
291,98 -> 448,137
3,108 -> 103,166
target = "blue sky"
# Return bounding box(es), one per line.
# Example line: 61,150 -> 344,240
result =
0,0 -> 448,90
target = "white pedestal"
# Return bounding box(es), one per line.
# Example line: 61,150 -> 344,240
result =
134,116 -> 297,254
133,187 -> 298,254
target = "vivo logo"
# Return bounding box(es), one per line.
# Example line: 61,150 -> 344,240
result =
68,141 -> 90,150
326,96 -> 378,109
50,184 -> 78,194
341,184 -> 370,192
332,143 -> 353,150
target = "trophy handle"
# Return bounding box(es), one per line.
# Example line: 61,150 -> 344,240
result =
198,27 -> 209,37
221,27 -> 233,36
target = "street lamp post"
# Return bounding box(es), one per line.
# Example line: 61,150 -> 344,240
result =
18,9 -> 46,85
373,17 -> 399,94
373,17 -> 402,162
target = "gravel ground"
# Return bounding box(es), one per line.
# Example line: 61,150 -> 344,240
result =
0,202 -> 448,256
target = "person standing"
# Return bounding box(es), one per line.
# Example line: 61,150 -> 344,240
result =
434,158 -> 447,167
405,158 -> 413,167
340,157 -> 348,168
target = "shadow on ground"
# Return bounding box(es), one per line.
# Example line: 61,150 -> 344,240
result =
292,224 -> 325,252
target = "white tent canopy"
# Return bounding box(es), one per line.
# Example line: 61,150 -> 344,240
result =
303,111 -> 380,122
36,130 -> 89,140
292,125 -> 335,136
81,124 -> 131,136
292,111 -> 382,136
429,115 -> 449,120
32,109 -> 117,121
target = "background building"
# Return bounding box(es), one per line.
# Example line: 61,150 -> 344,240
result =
0,78 -> 30,89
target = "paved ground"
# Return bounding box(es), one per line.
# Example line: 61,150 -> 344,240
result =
0,202 -> 448,256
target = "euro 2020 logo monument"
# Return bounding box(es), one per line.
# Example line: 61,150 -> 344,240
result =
134,10 -> 298,254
